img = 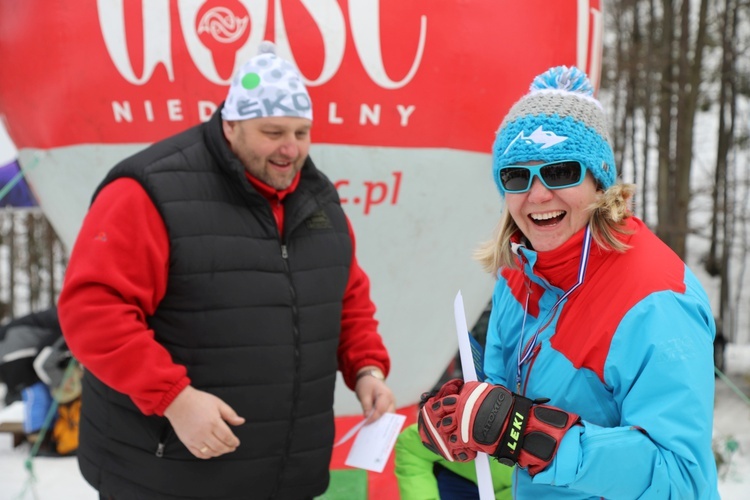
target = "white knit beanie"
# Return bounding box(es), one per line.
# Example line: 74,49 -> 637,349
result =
221,41 -> 312,121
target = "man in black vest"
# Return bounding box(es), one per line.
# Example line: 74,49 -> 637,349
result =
58,41 -> 395,500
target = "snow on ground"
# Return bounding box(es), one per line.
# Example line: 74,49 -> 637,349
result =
1,344 -> 749,500
712,343 -> 750,499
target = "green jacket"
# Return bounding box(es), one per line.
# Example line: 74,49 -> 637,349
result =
394,423 -> 513,499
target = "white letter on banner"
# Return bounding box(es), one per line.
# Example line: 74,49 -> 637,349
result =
273,0 -> 346,86
576,0 -> 603,89
179,0 -> 268,85
397,105 -> 416,126
198,101 -> 218,122
167,100 -> 184,121
348,0 -> 427,89
329,103 -> 344,124
359,104 -> 381,126
98,0 -> 173,84
112,101 -> 133,122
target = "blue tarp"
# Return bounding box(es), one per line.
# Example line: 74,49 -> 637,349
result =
0,159 -> 38,207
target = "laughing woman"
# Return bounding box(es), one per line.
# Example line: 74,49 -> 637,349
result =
418,66 -> 719,499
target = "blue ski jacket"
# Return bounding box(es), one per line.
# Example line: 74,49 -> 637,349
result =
484,217 -> 719,499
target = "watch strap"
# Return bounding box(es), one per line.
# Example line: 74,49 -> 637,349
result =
356,368 -> 385,381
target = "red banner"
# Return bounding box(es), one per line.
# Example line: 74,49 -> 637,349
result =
0,0 -> 601,153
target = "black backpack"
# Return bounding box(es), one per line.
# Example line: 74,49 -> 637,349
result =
0,307 -> 64,405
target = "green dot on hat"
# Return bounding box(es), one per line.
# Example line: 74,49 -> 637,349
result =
241,73 -> 261,90
221,40 -> 313,122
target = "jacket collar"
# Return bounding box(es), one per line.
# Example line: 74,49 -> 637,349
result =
203,105 -> 340,231
513,218 -> 637,291
246,170 -> 301,204
513,225 -> 591,291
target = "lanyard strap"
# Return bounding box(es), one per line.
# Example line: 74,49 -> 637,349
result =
515,225 -> 592,392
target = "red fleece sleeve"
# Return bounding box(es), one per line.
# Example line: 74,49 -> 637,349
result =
58,178 -> 190,416
337,217 -> 391,389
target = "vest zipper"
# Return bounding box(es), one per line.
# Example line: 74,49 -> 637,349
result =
155,426 -> 173,457
272,240 -> 301,497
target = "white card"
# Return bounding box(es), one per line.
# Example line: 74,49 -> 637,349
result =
455,291 -> 496,499
344,412 -> 406,473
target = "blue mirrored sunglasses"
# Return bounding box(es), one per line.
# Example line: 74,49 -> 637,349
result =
499,160 -> 587,193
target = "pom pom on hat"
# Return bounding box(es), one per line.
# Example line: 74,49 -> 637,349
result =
258,40 -> 276,55
492,66 -> 616,196
222,41 -> 312,121
530,65 -> 595,95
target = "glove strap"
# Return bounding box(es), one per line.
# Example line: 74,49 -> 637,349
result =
493,394 -> 532,467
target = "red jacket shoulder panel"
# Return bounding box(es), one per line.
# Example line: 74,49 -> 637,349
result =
550,220 -> 686,382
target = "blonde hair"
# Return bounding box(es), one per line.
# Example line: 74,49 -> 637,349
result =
475,183 -> 636,274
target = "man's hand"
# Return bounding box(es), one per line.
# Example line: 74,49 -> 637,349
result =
355,368 -> 396,423
418,379 -> 579,475
163,385 -> 246,459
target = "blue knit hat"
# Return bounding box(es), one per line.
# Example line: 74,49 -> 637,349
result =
492,66 -> 616,196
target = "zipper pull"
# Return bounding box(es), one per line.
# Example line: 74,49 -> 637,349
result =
281,244 -> 288,259
156,442 -> 165,457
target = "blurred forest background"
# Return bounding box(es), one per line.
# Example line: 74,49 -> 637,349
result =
0,0 -> 749,344
601,0 -> 750,343
0,209 -> 65,320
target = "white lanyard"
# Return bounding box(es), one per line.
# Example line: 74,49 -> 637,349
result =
514,225 -> 592,393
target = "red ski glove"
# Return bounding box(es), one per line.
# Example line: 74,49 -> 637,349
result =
418,379 -> 580,475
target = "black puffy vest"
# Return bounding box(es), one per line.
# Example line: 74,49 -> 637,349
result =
77,109 -> 352,500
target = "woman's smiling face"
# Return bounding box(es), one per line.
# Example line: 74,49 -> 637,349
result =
505,161 -> 599,252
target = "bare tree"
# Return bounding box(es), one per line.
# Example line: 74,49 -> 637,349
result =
711,0 -> 740,338
653,0 -> 710,258
604,0 -> 750,342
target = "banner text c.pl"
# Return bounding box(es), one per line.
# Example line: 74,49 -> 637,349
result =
334,171 -> 402,215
